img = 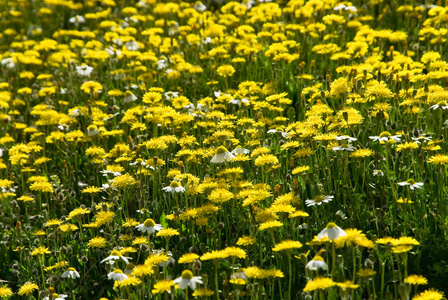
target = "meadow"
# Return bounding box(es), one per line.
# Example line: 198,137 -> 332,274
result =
0,0 -> 448,299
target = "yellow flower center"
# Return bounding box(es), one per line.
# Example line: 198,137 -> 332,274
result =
216,146 -> 229,154
326,222 -> 337,229
143,218 -> 156,227
181,270 -> 194,280
313,255 -> 325,261
169,181 -> 181,188
314,195 -> 325,202
379,131 -> 391,138
113,269 -> 123,273
111,250 -> 122,256
68,267 -> 76,271
406,179 -> 416,184
437,101 -> 447,106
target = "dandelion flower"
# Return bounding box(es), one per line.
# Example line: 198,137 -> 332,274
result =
405,274 -> 428,285
0,286 -> 13,297
152,279 -> 174,294
18,283 -> 38,296
303,277 -> 336,292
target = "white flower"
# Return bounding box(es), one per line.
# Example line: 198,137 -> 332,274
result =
44,293 -> 68,300
125,41 -> 139,51
105,46 -> 122,57
306,255 -> 328,271
334,4 -> 346,10
305,195 -> 334,207
157,59 -> 167,70
135,218 -> 163,234
335,135 -> 357,142
101,250 -> 132,265
123,91 -> 137,103
162,181 -> 186,193
1,58 -> 15,69
332,143 -> 355,151
69,15 -> 85,24
76,65 -> 93,77
373,170 -> 384,176
397,179 -> 424,190
164,91 -> 179,101
173,270 -> 203,290
411,135 -> 432,144
231,147 -> 250,155
369,132 -> 402,143
211,146 -> 235,163
193,2 -> 207,12
317,222 -> 347,241
108,269 -> 129,281
267,129 -> 289,138
61,268 -> 80,279
430,102 -> 448,110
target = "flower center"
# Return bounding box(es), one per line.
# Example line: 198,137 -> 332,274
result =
111,250 -> 122,256
437,101 -> 447,106
379,131 -> 391,138
326,222 -> 337,229
143,218 -> 156,227
314,195 -> 325,202
313,255 -> 325,261
68,267 -> 76,271
216,146 -> 229,154
169,181 -> 181,188
181,270 -> 194,280
406,179 -> 416,184
113,269 -> 123,273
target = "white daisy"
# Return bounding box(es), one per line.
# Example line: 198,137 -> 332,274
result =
306,255 -> 328,271
135,218 -> 163,234
162,180 -> 186,193
61,268 -> 80,279
107,269 -> 129,281
101,250 -> 132,265
317,222 -> 347,241
397,179 -> 424,190
173,270 -> 203,290
305,195 -> 334,207
211,146 -> 235,163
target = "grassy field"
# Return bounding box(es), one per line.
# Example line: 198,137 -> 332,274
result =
0,0 -> 448,299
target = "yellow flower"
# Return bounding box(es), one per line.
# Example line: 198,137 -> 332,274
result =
80,81 -> 103,93
428,154 -> 448,165
30,181 -> 53,193
31,246 -> 51,256
0,286 -> 13,297
156,228 -> 180,238
114,276 -> 142,288
216,65 -> 235,77
18,283 -> 38,296
303,277 -> 336,292
272,240 -> 303,252
179,253 -> 200,264
152,279 -> 174,294
405,274 -> 428,285
88,237 -> 108,248
259,220 -> 283,231
412,289 -> 445,300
